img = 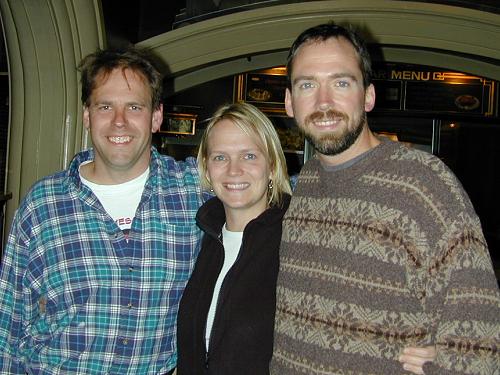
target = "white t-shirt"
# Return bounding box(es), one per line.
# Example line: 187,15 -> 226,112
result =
80,165 -> 149,235
205,224 -> 243,350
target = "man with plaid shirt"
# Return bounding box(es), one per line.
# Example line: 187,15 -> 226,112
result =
0,48 -> 207,374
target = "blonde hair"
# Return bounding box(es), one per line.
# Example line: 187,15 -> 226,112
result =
198,102 -> 292,207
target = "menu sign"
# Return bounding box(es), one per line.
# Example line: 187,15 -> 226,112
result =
237,64 -> 497,117
372,64 -> 495,116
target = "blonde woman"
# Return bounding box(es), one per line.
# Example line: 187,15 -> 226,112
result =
177,102 -> 291,374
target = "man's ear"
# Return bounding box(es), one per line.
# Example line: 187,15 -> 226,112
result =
284,88 -> 294,118
83,106 -> 90,129
364,84 -> 376,112
151,104 -> 163,133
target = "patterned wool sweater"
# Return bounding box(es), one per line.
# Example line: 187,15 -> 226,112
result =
271,139 -> 499,375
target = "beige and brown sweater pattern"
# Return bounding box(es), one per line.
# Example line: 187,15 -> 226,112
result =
271,140 -> 499,375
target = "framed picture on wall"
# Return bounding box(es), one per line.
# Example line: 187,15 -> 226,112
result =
161,113 -> 197,135
235,67 -> 287,114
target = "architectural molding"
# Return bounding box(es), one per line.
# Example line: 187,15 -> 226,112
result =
138,0 -> 500,93
0,0 -> 104,236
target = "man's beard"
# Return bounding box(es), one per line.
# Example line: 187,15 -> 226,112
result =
301,109 -> 366,156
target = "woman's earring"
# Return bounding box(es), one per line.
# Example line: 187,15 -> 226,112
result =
207,175 -> 214,192
268,179 -> 273,190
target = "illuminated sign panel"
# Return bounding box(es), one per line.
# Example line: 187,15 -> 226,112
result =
236,64 -> 497,117
372,64 -> 495,116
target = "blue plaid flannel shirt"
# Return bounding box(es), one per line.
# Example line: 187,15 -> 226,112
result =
0,147 -> 209,374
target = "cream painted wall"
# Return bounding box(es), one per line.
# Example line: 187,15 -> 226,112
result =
0,0 -> 105,238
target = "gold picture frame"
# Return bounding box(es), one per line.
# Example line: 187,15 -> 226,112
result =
235,67 -> 287,115
161,113 -> 197,135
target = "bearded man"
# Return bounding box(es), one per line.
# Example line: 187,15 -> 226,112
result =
270,22 -> 500,375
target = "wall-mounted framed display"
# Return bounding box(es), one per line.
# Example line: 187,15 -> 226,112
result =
371,63 -> 497,116
161,113 -> 197,135
236,64 -> 497,117
235,67 -> 287,114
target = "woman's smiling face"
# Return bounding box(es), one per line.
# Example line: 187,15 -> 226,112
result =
206,119 -> 271,225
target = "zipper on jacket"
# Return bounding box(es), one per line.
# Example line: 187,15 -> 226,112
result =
202,230 -> 223,371
206,232 -> 247,357
203,223 -> 252,369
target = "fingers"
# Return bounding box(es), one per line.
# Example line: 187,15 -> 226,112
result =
403,346 -> 436,360
401,362 -> 425,375
399,352 -> 427,366
399,345 -> 436,374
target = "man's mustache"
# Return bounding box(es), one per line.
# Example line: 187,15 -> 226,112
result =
305,110 -> 348,124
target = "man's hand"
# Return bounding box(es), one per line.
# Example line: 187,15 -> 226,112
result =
399,346 -> 436,374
